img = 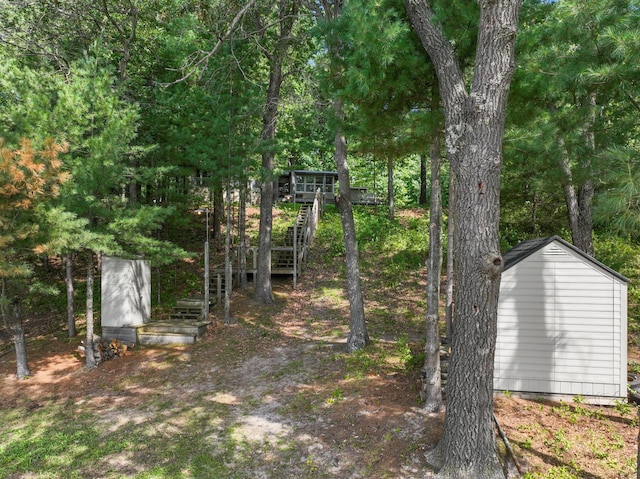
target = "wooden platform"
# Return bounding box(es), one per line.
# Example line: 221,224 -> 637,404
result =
138,318 -> 210,345
103,298 -> 211,346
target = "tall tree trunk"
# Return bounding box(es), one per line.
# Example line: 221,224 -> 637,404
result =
1,280 -> 31,379
387,157 -> 395,220
224,178 -> 233,323
255,0 -> 298,303
10,298 -> 30,379
419,153 -> 428,205
558,137 -> 594,256
65,253 -> 76,338
422,133 -> 444,413
85,251 -> 97,369
445,168 -> 455,342
578,92 -> 596,256
254,72 -> 279,302
239,179 -> 248,289
334,100 -> 370,353
406,0 -> 521,477
320,0 -> 368,352
128,158 -> 139,205
212,180 -> 223,251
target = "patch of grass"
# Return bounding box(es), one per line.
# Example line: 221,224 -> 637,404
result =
314,210 -> 345,260
343,345 -> 387,379
392,334 -> 422,371
613,398 -> 637,419
270,358 -> 304,380
628,361 -> 640,374
551,400 -> 604,423
0,406 -> 142,478
278,389 -> 320,417
318,285 -> 345,305
524,466 -> 580,479
544,428 -> 571,458
354,208 -> 429,286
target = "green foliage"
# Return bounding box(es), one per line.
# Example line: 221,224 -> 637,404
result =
505,0 -> 640,245
314,208 -> 346,260
324,387 -> 345,405
354,207 -> 429,285
335,0 -> 438,159
523,466 -> 579,479
594,146 -> 640,237
594,233 -> 640,324
343,347 -> 383,379
0,138 -> 69,316
393,334 -> 423,370
544,428 -> 571,458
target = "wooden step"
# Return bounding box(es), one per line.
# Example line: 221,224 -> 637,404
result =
171,307 -> 202,316
170,313 -> 201,321
142,320 -> 209,336
137,317 -> 210,346
138,331 -> 197,345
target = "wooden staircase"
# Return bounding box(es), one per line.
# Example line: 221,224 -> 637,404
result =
272,205 -> 311,273
142,191 -> 324,347
210,271 -> 234,301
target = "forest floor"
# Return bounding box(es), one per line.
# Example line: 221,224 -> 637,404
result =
0,209 -> 638,478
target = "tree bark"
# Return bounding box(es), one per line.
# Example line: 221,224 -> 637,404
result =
254,70 -> 279,303
335,100 -> 370,353
558,137 -> 594,256
445,169 -> 455,342
101,0 -> 140,204
65,253 -> 76,338
406,0 -> 521,477
85,251 -> 97,369
387,157 -> 394,220
254,0 -> 298,304
422,133 -> 444,413
239,179 -> 248,289
419,153 -> 428,205
255,175 -> 274,302
10,298 -> 31,379
556,90 -> 597,256
224,179 -> 233,323
212,180 -> 223,251
1,280 -> 31,379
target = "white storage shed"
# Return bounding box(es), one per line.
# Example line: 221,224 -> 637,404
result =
494,236 -> 628,404
101,256 -> 151,345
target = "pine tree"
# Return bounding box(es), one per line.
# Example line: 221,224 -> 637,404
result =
0,138 -> 69,378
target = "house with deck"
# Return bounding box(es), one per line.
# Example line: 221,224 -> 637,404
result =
277,170 -> 378,205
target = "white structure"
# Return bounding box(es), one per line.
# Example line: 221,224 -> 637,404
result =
101,256 -> 151,344
495,236 -> 628,404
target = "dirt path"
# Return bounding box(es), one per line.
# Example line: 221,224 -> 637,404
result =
1,251 -> 637,478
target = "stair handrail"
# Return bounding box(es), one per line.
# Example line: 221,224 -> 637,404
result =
295,189 -> 323,273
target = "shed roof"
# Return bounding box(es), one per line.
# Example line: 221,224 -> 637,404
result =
289,170 -> 339,176
503,235 -> 629,283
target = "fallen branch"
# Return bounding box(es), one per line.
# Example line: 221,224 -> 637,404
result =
494,412 -> 525,475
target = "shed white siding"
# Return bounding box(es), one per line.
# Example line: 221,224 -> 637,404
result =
495,239 -> 628,403
101,256 -> 151,328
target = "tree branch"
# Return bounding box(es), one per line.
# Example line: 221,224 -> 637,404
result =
161,0 -> 258,87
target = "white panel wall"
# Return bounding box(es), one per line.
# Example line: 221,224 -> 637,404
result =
101,256 -> 151,328
495,240 -> 626,401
